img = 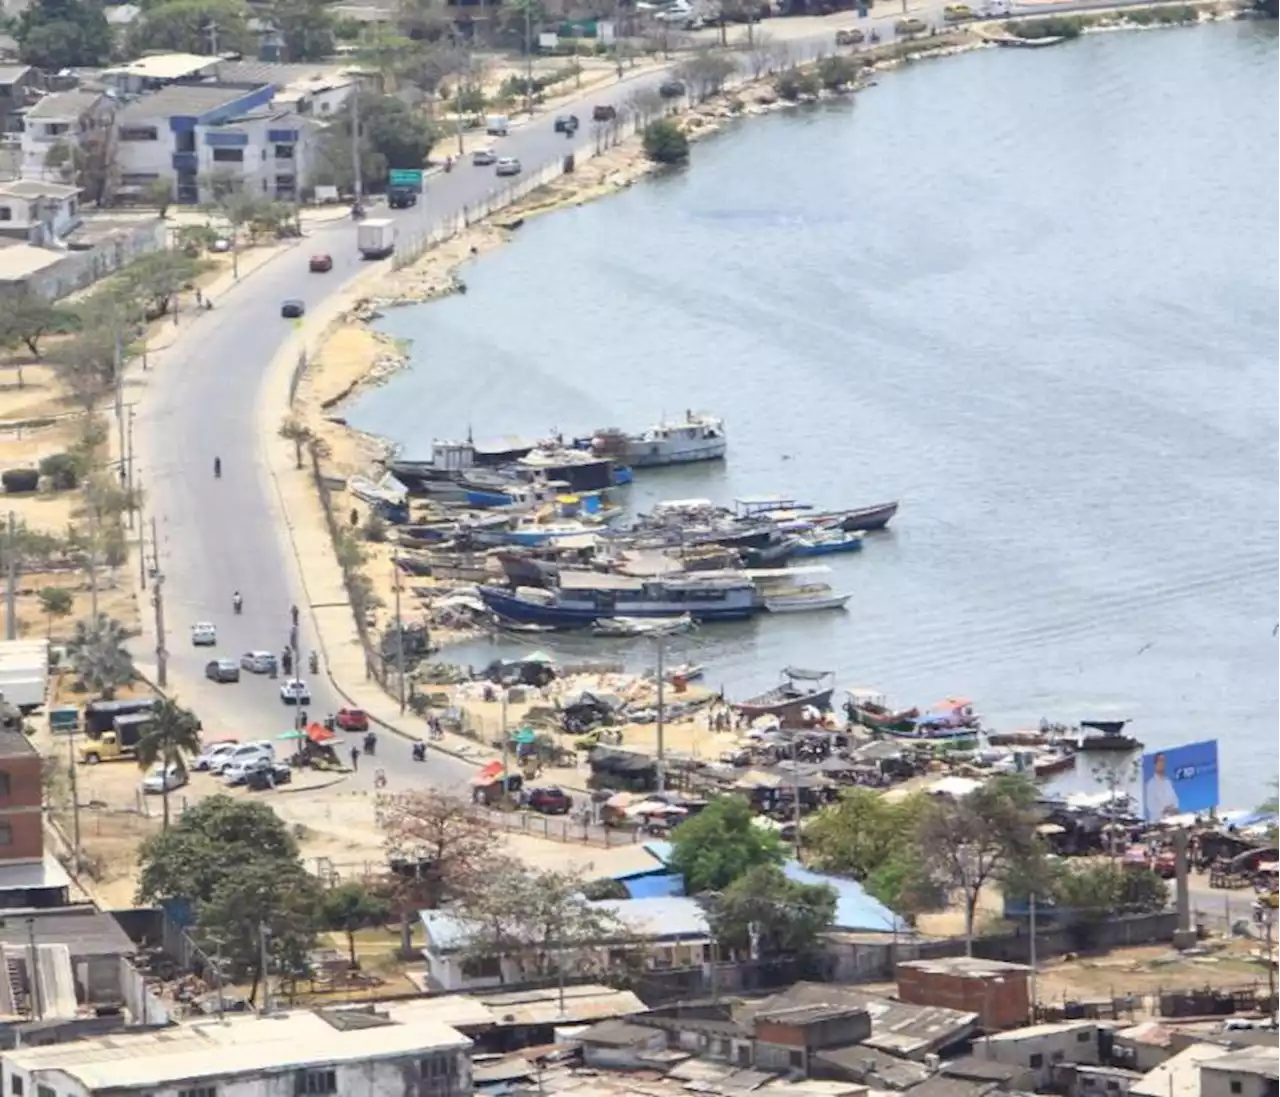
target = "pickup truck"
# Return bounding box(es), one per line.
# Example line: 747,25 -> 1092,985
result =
80,711 -> 153,764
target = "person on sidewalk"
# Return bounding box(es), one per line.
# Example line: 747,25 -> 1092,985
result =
350,746 -> 359,772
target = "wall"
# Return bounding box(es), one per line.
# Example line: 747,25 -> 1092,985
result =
0,193 -> 80,239
195,117 -> 314,202
582,1031 -> 665,1070
18,217 -> 165,301
896,966 -> 1030,1031
114,117 -> 176,189
1200,1066 -> 1277,1097
0,805 -> 43,862
979,1023 -> 1101,1087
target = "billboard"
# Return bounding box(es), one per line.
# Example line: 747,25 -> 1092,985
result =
1142,740 -> 1219,823
387,169 -> 424,193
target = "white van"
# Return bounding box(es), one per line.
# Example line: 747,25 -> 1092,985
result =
485,115 -> 510,137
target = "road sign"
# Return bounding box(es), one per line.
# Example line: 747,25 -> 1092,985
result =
388,169 -> 424,192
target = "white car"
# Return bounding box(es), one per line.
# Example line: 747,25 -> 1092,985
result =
210,741 -> 273,775
191,622 -> 217,646
193,741 -> 239,772
280,679 -> 311,705
142,763 -> 188,794
240,650 -> 278,675
495,157 -> 522,177
471,148 -> 497,166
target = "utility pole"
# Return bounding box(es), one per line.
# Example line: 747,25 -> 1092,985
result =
136,473 -> 147,591
350,88 -> 363,208
150,517 -> 168,688
206,20 -> 219,55
454,56 -> 466,157
4,513 -> 16,641
68,729 -> 81,860
1028,891 -> 1037,1022
88,506 -> 99,620
125,407 -> 136,531
523,2 -> 534,117
258,923 -> 271,1015
113,324 -> 125,487
654,632 -> 665,792
393,563 -> 405,714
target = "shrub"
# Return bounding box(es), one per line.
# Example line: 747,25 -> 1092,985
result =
362,513 -> 389,543
1005,15 -> 1083,38
39,453 -> 83,491
774,68 -> 821,102
817,55 -> 861,91
456,86 -> 486,114
642,119 -> 690,164
2,469 -> 40,494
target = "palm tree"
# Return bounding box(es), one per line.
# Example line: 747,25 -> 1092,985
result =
279,417 -> 315,470
66,613 -> 137,699
136,698 -> 202,828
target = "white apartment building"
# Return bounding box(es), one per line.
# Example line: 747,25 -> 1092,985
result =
1,1005 -> 473,1097
0,179 -> 81,241
19,89 -> 114,182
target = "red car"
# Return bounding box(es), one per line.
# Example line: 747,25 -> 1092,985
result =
335,707 -> 369,731
309,253 -> 333,273
526,786 -> 573,815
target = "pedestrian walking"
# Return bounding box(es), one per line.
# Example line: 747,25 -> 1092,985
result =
350,746 -> 359,771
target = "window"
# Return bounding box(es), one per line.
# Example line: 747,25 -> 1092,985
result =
44,123 -> 68,136
36,1086 -> 54,1097
178,1088 -> 217,1097
1229,1084 -> 1242,1096
1052,1050 -> 1065,1063
0,207 -> 10,221
118,125 -> 158,141
211,148 -> 243,163
274,144 -> 295,159
0,824 -> 12,847
419,1054 -> 457,1078
294,1070 -> 337,1095
1028,1053 -> 1044,1069
11,1075 -> 23,1095
1077,1029 -> 1092,1042
460,955 -> 501,979
0,772 -> 10,795
788,1049 -> 804,1069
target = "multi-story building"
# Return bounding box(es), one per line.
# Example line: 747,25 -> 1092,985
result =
19,89 -> 114,182
198,107 -> 319,202
1,1005 -> 474,1096
0,723 -> 44,870
0,63 -> 40,138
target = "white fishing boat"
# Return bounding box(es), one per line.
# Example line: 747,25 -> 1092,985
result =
590,412 -> 727,468
764,585 -> 852,613
592,614 -> 695,637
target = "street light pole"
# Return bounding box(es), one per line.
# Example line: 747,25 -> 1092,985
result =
654,632 -> 665,793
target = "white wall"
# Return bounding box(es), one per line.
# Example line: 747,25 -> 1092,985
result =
0,192 -> 80,237
114,115 -> 176,189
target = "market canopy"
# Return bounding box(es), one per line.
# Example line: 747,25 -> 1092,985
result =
306,723 -> 337,744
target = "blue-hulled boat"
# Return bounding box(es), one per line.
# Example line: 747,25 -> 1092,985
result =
791,530 -> 865,558
479,570 -> 758,626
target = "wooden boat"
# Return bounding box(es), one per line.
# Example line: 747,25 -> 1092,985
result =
791,530 -> 865,558
1075,719 -> 1142,753
811,501 -> 899,533
734,668 -> 835,727
1032,749 -> 1077,778
592,614 -> 694,637
844,688 -> 919,733
764,591 -> 851,613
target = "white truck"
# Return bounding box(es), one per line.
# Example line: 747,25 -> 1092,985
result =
358,218 -> 397,260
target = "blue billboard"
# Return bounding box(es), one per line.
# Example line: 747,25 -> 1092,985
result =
1142,740 -> 1219,823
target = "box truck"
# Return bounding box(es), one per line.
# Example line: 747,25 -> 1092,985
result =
358,219 -> 396,260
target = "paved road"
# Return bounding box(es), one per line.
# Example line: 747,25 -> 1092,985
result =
130,0 -> 1116,792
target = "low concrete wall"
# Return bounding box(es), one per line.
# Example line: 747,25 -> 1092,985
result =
13,218 -> 166,301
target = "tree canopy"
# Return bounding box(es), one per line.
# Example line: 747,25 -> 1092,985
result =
66,613 -> 136,698
127,0 -> 255,56
312,92 -> 437,191
668,795 -> 786,895
703,864 -> 836,959
378,789 -> 497,910
17,0 -> 112,69
321,881 -> 390,967
135,697 -> 202,828
275,0 -> 337,60
642,119 -> 689,165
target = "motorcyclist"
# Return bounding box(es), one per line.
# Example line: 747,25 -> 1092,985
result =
309,650 -> 319,674
232,590 -> 242,614
214,457 -> 222,478
291,604 -> 299,627
363,731 -> 377,756
412,740 -> 426,762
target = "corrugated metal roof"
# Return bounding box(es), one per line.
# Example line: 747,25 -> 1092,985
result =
23,90 -> 103,120
0,245 -> 66,282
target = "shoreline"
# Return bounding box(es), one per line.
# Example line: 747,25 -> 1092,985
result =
288,0 -> 1249,700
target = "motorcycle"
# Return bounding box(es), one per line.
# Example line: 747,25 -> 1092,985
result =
214,457 -> 222,479
412,741 -> 426,762
232,594 -> 242,615
351,204 -> 366,220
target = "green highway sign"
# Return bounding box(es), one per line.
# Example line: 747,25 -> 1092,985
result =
388,169 -> 424,191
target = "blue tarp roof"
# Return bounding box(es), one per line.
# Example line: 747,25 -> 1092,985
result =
623,873 -> 685,899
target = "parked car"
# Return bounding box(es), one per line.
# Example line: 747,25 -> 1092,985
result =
554,114 -> 579,134
895,16 -> 927,33
658,79 -> 686,99
281,299 -> 305,319
191,622 -> 217,646
335,707 -> 369,732
280,678 -> 311,705
835,28 -> 864,45
494,157 -> 522,177
193,741 -> 239,771
592,104 -> 617,122
472,148 -> 497,166
309,254 -> 333,273
943,3 -> 975,17
205,658 -> 240,683
142,763 -> 188,794
526,786 -> 573,815
240,651 -> 278,675
245,761 -> 293,791
211,741 -> 274,775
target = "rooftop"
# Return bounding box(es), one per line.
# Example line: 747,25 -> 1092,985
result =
0,180 -> 81,201
982,1019 -> 1101,1042
23,89 -> 104,121
5,1007 -> 469,1090
1131,1042 -> 1232,1097
1200,1047 -> 1280,1080
587,895 -> 711,940
0,64 -> 33,85
577,1018 -> 663,1047
0,725 -> 37,759
1116,1020 -> 1177,1048
903,1078 -> 998,1097
811,1044 -> 931,1088
0,244 -> 65,283
105,52 -> 218,81
0,904 -> 131,957
897,956 -> 1031,977
114,83 -> 265,124
469,984 -> 645,1027
214,59 -> 352,88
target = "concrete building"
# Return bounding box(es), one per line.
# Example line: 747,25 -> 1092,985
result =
213,59 -> 361,118
0,63 -> 39,137
578,1018 -> 669,1070
751,1003 -> 873,1076
111,82 -> 276,204
1199,1048 -> 1280,1097
0,723 -> 46,867
19,89 -> 114,182
977,1019 -> 1105,1088
0,179 -> 82,242
895,957 -> 1032,1032
1131,1042 -> 1233,1097
100,52 -> 220,95
1,1005 -> 473,1096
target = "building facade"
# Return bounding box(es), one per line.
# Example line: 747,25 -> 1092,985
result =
0,724 -> 46,865
895,957 -> 1032,1032
19,90 -> 114,183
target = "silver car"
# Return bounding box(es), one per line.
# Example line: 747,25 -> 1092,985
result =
495,157 -> 522,177
472,148 -> 497,166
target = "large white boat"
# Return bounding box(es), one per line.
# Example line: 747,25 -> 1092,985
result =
590,412 -> 727,468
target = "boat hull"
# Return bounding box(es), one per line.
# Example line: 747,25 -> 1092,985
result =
832,501 -> 899,533
480,587 -> 755,626
850,706 -> 920,733
792,536 -> 864,558
628,440 -> 727,468
735,688 -> 835,727
764,595 -> 850,613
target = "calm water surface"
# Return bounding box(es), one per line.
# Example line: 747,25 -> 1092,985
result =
349,23 -> 1280,805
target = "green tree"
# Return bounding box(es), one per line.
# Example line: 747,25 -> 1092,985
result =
17,0 -> 112,68
275,0 -> 336,60
136,794 -> 301,906
668,795 -> 786,895
321,881 -> 391,967
915,776 -> 1044,954
116,250 -> 208,320
642,119 -> 689,165
0,297 -> 77,366
704,863 -> 836,959
278,416 -> 314,469
581,877 -> 630,901
37,587 -> 74,637
144,177 -> 175,217
312,92 -> 436,192
198,858 -> 322,1004
806,787 -> 932,881
65,613 -> 136,699
135,697 -> 202,829
774,67 -> 820,101
53,325 -> 120,411
127,0 -> 255,56
816,54 -> 860,91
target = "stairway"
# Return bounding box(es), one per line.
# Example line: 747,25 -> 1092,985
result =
5,955 -> 28,1016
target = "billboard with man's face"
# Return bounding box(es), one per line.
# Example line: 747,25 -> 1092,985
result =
1142,740 -> 1219,823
